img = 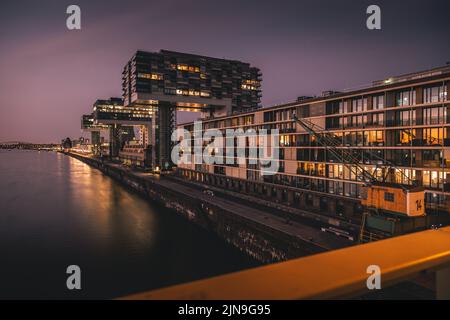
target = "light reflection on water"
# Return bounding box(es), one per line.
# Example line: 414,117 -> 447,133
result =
0,150 -> 258,299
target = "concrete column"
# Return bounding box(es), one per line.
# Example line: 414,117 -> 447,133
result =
155,104 -> 176,170
367,94 -> 373,111
344,202 -> 354,217
385,91 -> 395,108
142,123 -> 153,168
91,131 -> 100,145
287,190 -> 294,205
276,188 -> 283,201
416,107 -> 423,126
328,200 -> 337,215
447,82 -> 450,100
416,86 -> 423,104
257,184 -> 263,195
109,124 -> 121,159
415,148 -> 423,167
299,193 -> 306,207
447,107 -> 450,127
91,131 -> 100,156
313,196 -> 320,209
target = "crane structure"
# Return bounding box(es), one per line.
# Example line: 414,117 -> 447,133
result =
291,113 -> 426,240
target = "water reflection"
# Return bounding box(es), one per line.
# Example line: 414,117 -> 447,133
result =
66,157 -> 158,251
0,150 -> 258,299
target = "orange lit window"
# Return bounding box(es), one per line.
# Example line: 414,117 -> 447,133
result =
400,130 -> 415,144
424,128 -> 446,145
137,73 -> 163,80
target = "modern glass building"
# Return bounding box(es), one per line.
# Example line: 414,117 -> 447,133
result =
121,49 -> 262,168
122,50 -> 262,115
82,98 -> 151,159
177,65 -> 450,238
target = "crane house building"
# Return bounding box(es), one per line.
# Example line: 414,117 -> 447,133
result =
176,65 -> 450,240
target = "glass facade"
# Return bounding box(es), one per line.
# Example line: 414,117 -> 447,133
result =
178,71 -> 450,213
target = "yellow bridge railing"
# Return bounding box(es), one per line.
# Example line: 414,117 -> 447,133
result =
122,227 -> 450,300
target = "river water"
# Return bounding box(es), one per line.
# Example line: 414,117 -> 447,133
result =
0,150 -> 258,299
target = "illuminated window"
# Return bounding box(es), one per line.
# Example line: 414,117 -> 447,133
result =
176,89 -> 204,97
423,107 -> 447,125
137,73 -> 163,80
244,116 -> 253,125
365,130 -> 384,146
241,80 -> 259,90
372,95 -> 384,109
424,85 -> 447,103
241,84 -> 257,90
395,89 -> 416,106
422,170 -> 442,188
317,163 -> 326,177
177,64 -> 200,72
399,129 -> 415,144
371,112 -> 384,126
151,74 -> 163,80
351,97 -> 368,112
243,79 -> 259,86
424,127 -> 446,145
396,169 -> 416,184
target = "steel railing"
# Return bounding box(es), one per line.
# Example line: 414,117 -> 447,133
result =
120,226 -> 450,300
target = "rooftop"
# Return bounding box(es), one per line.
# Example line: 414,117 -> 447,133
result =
132,49 -> 257,67
178,63 -> 450,125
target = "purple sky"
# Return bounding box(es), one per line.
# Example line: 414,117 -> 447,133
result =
1,0 -> 449,143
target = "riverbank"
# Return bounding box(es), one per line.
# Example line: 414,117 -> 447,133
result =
65,152 -> 351,263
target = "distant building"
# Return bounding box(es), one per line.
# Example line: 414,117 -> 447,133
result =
92,98 -> 153,124
81,98 -> 152,159
61,137 -> 72,149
